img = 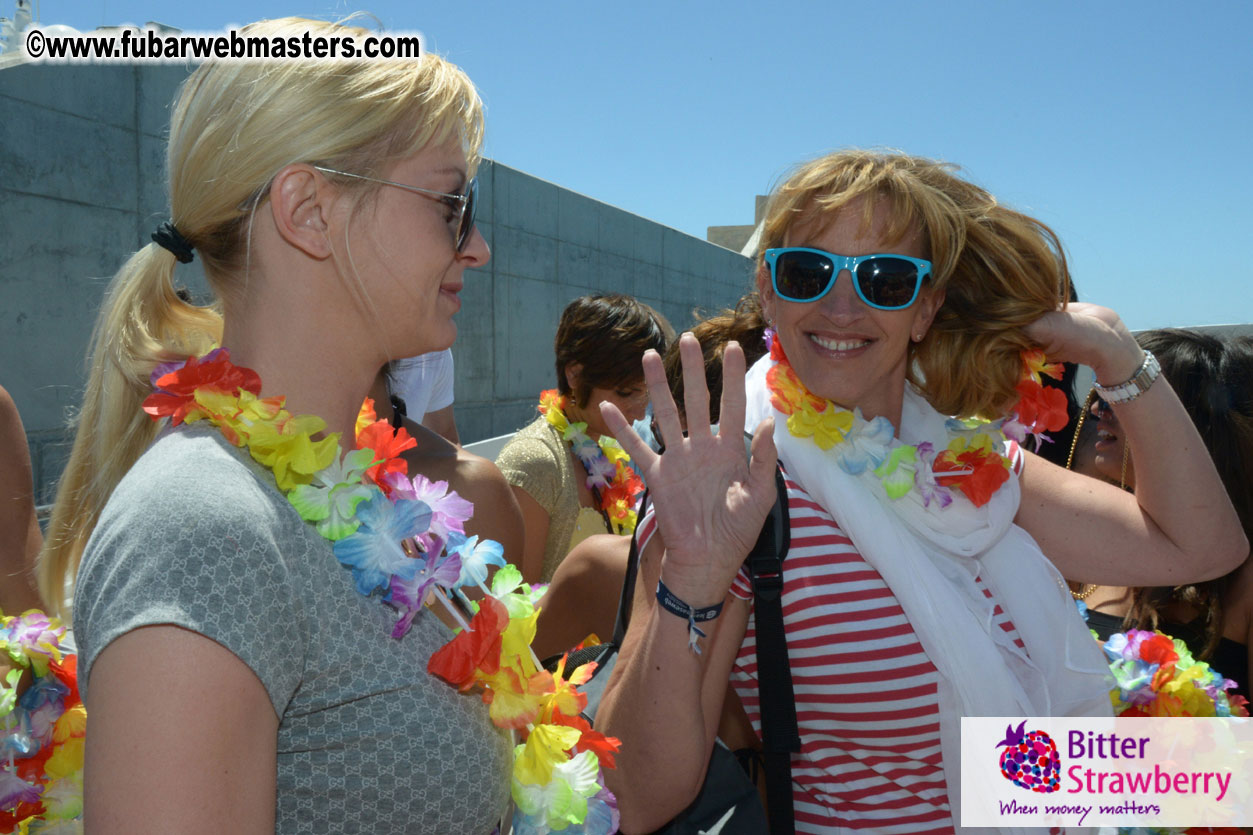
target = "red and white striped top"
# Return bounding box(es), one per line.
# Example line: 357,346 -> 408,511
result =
638,461 -> 1028,834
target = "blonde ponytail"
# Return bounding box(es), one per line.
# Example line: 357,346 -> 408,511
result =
38,245 -> 221,612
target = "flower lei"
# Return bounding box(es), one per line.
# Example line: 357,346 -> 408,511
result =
537,390 -> 643,535
143,349 -> 620,834
0,609 -> 84,832
762,330 -> 1070,508
1097,627 -> 1249,718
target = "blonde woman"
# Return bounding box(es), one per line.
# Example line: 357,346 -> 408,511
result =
596,150 -> 1248,833
38,19 -> 510,832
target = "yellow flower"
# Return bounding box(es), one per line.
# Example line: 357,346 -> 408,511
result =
514,723 -> 581,786
599,437 -> 631,467
197,389 -> 285,447
53,703 -> 86,742
482,667 -> 546,729
500,606 -> 541,679
787,405 -> 853,451
539,390 -> 570,434
247,414 -> 341,492
44,736 -> 85,779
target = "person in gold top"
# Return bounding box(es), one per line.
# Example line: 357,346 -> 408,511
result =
496,294 -> 672,583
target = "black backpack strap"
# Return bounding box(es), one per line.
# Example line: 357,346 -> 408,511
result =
612,488 -> 649,644
615,469 -> 798,832
746,464 -> 798,835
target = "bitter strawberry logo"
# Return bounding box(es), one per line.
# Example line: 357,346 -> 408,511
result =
996,720 -> 1060,793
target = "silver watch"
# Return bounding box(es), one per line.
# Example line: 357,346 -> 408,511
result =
1094,350 -> 1160,405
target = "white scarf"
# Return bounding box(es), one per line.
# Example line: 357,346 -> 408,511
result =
744,355 -> 1112,833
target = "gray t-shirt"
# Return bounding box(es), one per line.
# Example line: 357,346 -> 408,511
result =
75,425 -> 512,833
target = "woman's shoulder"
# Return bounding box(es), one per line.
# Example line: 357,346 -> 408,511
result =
75,425 -> 314,708
495,416 -> 563,468
91,422 -> 308,558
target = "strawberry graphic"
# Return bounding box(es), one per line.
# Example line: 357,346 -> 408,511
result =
996,720 -> 1060,793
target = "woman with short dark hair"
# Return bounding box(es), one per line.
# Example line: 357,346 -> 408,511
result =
497,293 -> 672,582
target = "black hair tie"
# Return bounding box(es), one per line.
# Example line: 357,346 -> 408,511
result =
152,221 -> 195,264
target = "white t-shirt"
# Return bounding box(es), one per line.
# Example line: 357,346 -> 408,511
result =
387,349 -> 454,421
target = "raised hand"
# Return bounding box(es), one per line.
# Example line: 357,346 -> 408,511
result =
1023,302 -> 1144,385
600,333 -> 778,608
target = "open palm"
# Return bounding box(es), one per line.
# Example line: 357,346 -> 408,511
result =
600,334 -> 778,607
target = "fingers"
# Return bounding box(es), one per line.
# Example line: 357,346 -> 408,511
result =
600,399 -> 657,472
718,341 -> 746,441
747,416 -> 778,492
640,348 -> 683,452
679,333 -> 712,441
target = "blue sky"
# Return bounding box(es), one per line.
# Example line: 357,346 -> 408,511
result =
24,0 -> 1253,329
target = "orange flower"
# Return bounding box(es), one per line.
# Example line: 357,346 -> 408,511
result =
934,438 -> 1011,508
479,666 -> 547,729
602,468 -> 643,518
356,420 -> 417,492
548,710 -> 622,770
538,389 -> 566,416
356,397 -> 379,439
1013,379 -> 1070,435
1022,349 -> 1063,385
766,363 -> 825,417
539,654 -> 596,723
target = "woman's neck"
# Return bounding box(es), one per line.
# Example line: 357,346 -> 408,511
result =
221,317 -> 378,446
564,401 -> 603,441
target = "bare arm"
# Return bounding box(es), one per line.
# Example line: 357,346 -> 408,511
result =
1017,304 -> 1248,584
533,534 -> 628,659
421,404 -> 459,445
85,625 -> 278,833
451,453 -> 524,566
511,486 -> 550,584
0,385 -> 43,614
597,335 -> 777,832
600,533 -> 750,833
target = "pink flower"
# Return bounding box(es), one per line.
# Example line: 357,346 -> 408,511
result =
408,474 -> 475,554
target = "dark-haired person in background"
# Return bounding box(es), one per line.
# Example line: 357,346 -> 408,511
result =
533,293 -> 767,659
496,294 -> 672,583
1068,329 -> 1253,699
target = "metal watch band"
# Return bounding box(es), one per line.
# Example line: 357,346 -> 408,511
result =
1094,350 -> 1160,404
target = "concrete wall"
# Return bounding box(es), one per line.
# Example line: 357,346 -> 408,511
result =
460,162 -> 753,441
0,62 -> 754,503
0,62 -> 209,503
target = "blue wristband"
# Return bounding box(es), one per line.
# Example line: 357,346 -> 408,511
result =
656,578 -> 723,655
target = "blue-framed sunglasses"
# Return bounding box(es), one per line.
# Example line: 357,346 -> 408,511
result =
764,247 -> 932,310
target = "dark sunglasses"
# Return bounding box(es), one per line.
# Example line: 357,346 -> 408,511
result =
314,166 -> 479,253
764,247 -> 932,310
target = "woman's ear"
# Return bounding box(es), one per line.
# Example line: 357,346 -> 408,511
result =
911,286 -> 947,341
563,362 -> 583,392
269,164 -> 335,260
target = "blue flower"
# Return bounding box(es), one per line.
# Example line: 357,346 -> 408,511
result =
451,534 -> 507,589
332,490 -> 431,596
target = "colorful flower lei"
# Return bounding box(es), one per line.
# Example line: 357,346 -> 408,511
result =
537,390 -> 644,535
1099,628 -> 1249,718
763,330 -> 1070,508
0,609 -> 84,832
142,349 -> 620,833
